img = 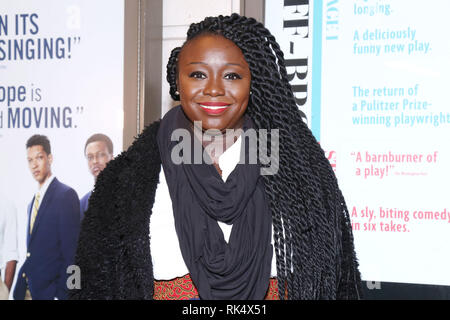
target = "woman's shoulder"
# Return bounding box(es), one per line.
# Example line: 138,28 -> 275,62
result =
82,120 -> 162,226
88,120 -> 162,212
99,120 -> 161,178
119,120 -> 161,164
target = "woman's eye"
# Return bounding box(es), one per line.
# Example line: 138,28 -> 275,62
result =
224,73 -> 242,80
189,71 -> 206,79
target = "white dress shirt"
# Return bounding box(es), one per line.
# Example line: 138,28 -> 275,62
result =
0,192 -> 19,273
150,136 -> 277,280
32,175 -> 56,213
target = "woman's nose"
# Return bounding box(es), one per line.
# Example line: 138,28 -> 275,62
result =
203,77 -> 225,96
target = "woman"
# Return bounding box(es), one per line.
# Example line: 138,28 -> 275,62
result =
71,14 -> 362,300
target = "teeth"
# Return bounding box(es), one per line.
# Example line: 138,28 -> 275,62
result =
199,104 -> 228,109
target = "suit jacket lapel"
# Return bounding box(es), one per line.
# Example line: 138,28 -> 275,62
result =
29,178 -> 58,245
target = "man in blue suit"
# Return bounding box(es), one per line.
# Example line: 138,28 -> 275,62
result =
14,135 -> 80,300
80,133 -> 113,220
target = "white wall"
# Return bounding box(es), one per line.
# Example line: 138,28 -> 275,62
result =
161,0 -> 241,116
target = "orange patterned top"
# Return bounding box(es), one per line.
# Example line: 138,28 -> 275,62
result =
153,274 -> 280,300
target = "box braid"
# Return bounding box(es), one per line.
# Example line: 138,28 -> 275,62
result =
166,13 -> 362,299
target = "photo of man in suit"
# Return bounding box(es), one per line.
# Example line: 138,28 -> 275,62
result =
80,134 -> 114,220
13,135 -> 80,300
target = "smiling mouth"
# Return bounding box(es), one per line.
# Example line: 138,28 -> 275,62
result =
198,102 -> 230,114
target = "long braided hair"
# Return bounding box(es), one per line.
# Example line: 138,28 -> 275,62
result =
166,14 -> 361,299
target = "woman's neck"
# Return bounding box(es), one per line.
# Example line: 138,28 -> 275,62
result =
191,119 -> 244,176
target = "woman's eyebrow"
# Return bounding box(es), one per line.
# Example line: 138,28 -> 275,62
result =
187,62 -> 245,67
226,62 -> 245,67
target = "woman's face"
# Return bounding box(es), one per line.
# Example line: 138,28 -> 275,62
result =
177,34 -> 251,132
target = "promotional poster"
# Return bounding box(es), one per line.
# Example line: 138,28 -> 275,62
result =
266,0 -> 450,287
0,0 -> 124,298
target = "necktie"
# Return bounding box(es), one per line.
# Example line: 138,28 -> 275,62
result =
30,192 -> 40,234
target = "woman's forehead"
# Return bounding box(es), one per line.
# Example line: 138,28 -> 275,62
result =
178,34 -> 248,66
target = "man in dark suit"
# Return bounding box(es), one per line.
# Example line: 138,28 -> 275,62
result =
14,135 -> 80,300
80,134 -> 113,220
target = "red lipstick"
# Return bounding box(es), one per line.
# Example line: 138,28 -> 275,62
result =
198,102 -> 230,115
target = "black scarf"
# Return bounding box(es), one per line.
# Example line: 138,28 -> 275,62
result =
157,106 -> 273,300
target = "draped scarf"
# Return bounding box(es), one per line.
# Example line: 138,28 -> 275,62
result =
156,106 -> 273,300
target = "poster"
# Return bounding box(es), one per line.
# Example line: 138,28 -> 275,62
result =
266,0 -> 450,286
0,0 -> 124,298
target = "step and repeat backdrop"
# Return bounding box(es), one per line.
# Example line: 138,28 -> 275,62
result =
266,0 -> 450,289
